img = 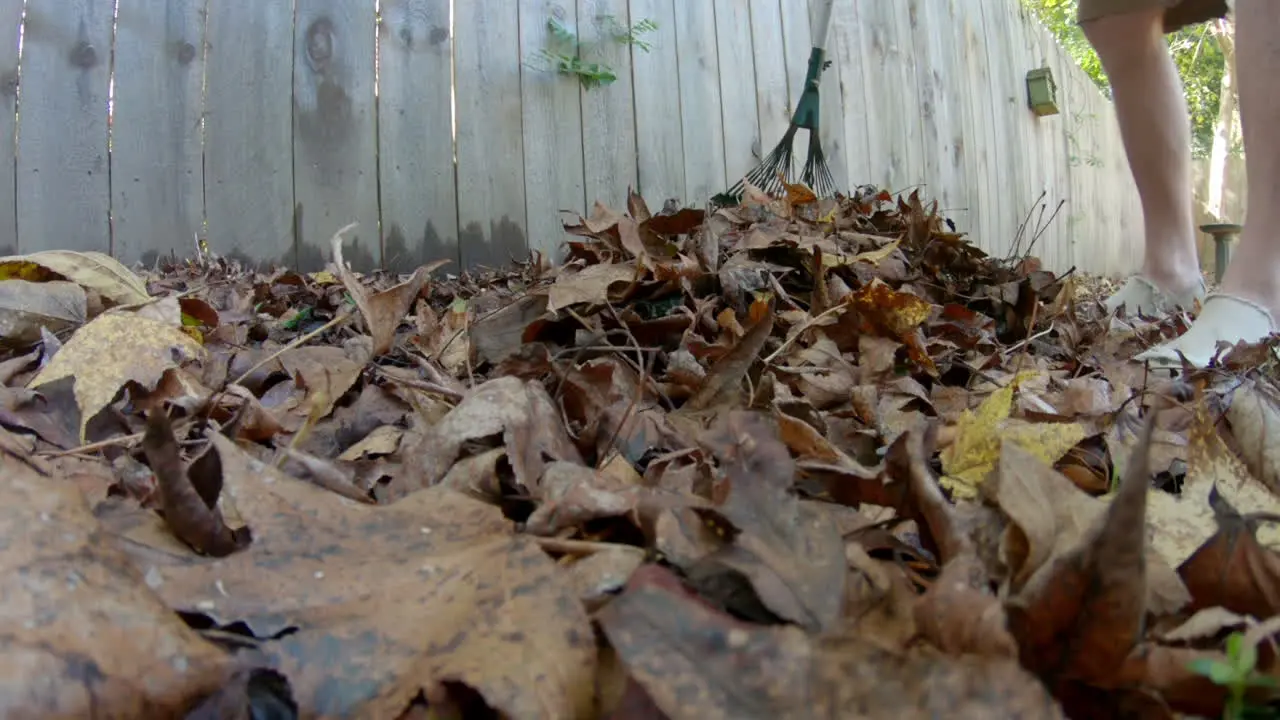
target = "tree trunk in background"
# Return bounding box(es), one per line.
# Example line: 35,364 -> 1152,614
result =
1205,17 -> 1237,222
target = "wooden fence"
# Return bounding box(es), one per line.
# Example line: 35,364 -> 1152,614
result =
0,0 -> 1148,276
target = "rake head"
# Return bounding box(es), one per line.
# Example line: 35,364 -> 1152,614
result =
720,126 -> 838,206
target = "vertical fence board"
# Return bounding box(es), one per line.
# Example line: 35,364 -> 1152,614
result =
889,1 -> 922,194
715,0 -> 758,186
1042,29 -> 1074,270
858,1 -> 908,193
920,0 -> 973,233
748,0 -> 790,178
912,0 -> 957,219
629,0 -> 683,204
674,1 -> 724,202
779,0 -> 809,180
455,0 -> 527,269
962,1 -> 1003,254
293,1 -> 379,271
16,1 -> 113,254
204,0 -> 295,267
809,0 -> 846,192
519,0 -> 585,260
578,0 -> 638,208
0,2 -> 21,255
111,0 -> 206,266
830,0 -> 870,188
378,0 -> 458,272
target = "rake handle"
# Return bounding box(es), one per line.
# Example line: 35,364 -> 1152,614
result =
811,0 -> 836,50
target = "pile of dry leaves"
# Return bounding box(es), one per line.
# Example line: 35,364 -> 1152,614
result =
3,184 -> 1280,719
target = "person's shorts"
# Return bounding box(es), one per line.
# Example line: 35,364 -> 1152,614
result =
1077,0 -> 1229,32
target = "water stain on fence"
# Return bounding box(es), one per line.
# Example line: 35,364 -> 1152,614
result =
459,218 -> 526,271
383,222 -> 456,275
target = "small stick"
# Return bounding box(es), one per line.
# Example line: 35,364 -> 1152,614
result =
230,309 -> 352,387
762,301 -> 849,365
533,536 -> 634,556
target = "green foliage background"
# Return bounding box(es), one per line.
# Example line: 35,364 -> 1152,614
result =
1021,0 -> 1227,158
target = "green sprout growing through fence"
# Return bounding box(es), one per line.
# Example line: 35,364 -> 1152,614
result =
525,13 -> 657,90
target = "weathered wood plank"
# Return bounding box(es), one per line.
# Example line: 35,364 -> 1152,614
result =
0,2 -> 21,255
911,0 -> 960,221
810,0 -> 846,193
293,1 -> 379,271
578,0 -> 638,209
378,0 -> 458,272
715,0 -> 759,186
674,1 -> 725,202
990,2 -> 1035,260
889,0 -> 923,194
748,0 -> 791,180
454,0 -> 527,269
827,0 -> 867,189
858,1 -> 914,194
519,0 -> 585,261
16,1 -> 113,254
921,0 -> 974,234
111,0 -> 206,266
204,0 -> 295,267
629,0 -> 683,204
779,0 -> 809,180
1042,28 -> 1077,270
956,0 -> 998,254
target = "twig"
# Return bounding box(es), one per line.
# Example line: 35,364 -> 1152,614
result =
230,309 -> 353,387
762,301 -> 849,365
43,431 -> 147,457
532,536 -> 635,556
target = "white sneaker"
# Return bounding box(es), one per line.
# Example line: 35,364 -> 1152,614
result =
1134,293 -> 1277,369
1104,274 -> 1207,317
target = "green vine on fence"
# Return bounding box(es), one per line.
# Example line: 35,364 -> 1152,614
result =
524,13 -> 657,90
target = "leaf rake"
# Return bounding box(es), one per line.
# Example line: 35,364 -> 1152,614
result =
720,0 -> 838,204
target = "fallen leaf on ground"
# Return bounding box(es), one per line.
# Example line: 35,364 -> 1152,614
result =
0,441 -> 229,717
0,249 -> 151,305
0,279 -> 86,345
28,312 -> 205,442
547,262 -> 636,312
101,431 -> 597,718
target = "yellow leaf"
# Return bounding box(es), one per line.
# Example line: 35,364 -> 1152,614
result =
0,250 -> 150,305
1146,402 -> 1280,569
338,425 -> 405,462
939,372 -> 1084,499
29,313 -> 205,443
310,270 -> 338,285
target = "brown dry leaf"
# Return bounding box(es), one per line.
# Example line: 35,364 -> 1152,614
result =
0,248 -> 151,305
28,311 -> 205,442
337,424 -> 404,461
914,553 -> 1018,659
271,345 -> 363,421
1007,418 -> 1155,695
989,441 -> 1189,614
99,431 -> 597,719
683,307 -> 774,412
563,544 -> 646,610
598,564 -> 1063,720
394,375 -> 582,497
849,278 -> 933,338
1227,378 -> 1280,495
547,262 -> 636,312
0,443 -> 230,717
690,411 -> 846,633
0,279 -> 87,345
141,411 -> 251,557
1147,402 -> 1280,570
1178,489 -> 1280,618
331,223 -> 446,357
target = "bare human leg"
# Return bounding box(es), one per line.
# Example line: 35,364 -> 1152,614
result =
1136,0 -> 1280,367
1082,7 -> 1206,316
